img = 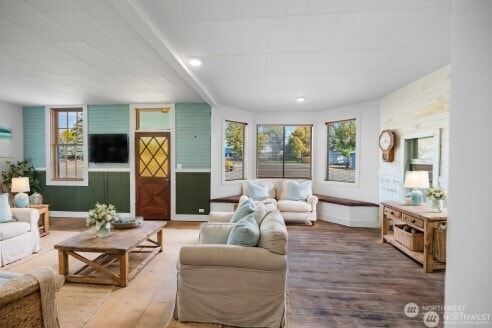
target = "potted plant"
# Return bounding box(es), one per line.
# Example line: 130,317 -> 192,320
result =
1,160 -> 41,204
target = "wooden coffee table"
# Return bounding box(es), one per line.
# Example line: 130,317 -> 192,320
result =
54,221 -> 166,287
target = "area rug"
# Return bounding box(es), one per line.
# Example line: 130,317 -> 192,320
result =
57,283 -> 114,328
166,320 -> 235,328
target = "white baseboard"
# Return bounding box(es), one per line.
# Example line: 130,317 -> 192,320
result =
51,211 -> 208,222
319,213 -> 350,226
172,214 -> 208,221
51,211 -> 155,219
317,203 -> 379,228
51,211 -> 207,222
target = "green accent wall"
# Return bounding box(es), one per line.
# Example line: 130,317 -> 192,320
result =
39,171 -> 130,212
176,172 -> 210,215
22,102 -> 212,216
23,106 -> 45,168
175,103 -> 211,169
88,104 -> 130,134
23,104 -> 131,167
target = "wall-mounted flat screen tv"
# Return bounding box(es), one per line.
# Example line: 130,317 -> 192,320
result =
89,134 -> 129,163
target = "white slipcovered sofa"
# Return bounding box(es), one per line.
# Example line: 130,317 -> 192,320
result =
174,210 -> 288,328
239,179 -> 318,225
0,193 -> 41,266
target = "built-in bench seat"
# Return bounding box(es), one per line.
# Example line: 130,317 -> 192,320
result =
211,194 -> 380,228
209,195 -> 241,212
209,195 -> 241,204
314,194 -> 379,207
314,194 -> 380,228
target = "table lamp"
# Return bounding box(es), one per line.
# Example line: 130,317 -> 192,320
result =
404,171 -> 429,206
11,177 -> 30,208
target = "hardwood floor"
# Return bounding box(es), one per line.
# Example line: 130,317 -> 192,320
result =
287,222 -> 444,327
20,218 -> 445,327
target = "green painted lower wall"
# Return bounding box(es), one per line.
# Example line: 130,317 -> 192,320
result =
38,171 -> 209,215
39,171 -> 130,212
176,172 -> 210,215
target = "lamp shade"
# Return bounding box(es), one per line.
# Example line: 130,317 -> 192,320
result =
11,177 -> 30,193
404,171 -> 430,189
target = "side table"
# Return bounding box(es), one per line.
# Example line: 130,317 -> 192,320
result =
29,204 -> 50,237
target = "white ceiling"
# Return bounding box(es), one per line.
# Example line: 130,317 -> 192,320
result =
0,0 -> 450,112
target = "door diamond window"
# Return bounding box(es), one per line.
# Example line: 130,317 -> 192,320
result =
139,136 -> 169,177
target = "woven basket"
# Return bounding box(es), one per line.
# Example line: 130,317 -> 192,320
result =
433,227 -> 447,262
394,224 -> 424,251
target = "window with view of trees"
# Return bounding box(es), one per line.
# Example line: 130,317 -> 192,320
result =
327,119 -> 357,183
50,108 -> 85,180
224,120 -> 246,181
257,125 -> 312,179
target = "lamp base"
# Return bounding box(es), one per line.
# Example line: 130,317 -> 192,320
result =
14,192 -> 29,208
410,189 -> 423,206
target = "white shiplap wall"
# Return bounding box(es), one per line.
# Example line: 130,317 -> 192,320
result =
379,65 -> 451,202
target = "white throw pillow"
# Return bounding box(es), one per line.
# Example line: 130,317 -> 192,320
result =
0,193 -> 13,223
243,180 -> 277,199
230,197 -> 256,223
280,180 -> 312,201
246,181 -> 270,201
227,214 -> 260,247
286,180 -> 312,201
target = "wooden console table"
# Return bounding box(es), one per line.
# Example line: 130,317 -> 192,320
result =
29,204 -> 50,237
381,201 -> 447,273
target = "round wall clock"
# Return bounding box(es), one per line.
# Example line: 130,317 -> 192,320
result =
379,130 -> 395,162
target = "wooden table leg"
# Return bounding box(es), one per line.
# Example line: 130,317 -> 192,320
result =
380,206 -> 387,242
424,222 -> 435,273
44,207 -> 50,235
58,250 -> 69,276
120,252 -> 129,287
157,229 -> 163,252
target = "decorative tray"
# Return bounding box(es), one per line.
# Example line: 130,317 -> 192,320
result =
112,221 -> 140,229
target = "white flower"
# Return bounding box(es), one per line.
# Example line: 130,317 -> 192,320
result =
87,202 -> 118,226
425,188 -> 446,201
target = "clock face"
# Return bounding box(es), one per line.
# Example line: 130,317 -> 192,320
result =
379,131 -> 393,150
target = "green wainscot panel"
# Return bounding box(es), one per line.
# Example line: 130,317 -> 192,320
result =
176,172 -> 210,215
38,171 -> 130,212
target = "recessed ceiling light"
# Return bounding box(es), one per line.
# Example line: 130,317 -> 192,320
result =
189,57 -> 203,67
296,97 -> 306,103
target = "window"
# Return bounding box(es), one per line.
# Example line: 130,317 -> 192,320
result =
256,125 -> 312,179
327,119 -> 356,183
136,107 -> 171,131
224,120 -> 245,181
46,106 -> 88,186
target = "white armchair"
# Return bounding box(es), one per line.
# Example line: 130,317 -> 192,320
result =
174,210 -> 288,328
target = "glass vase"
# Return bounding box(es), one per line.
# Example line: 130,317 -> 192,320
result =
95,221 -> 111,238
431,199 -> 443,213
29,192 -> 42,205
